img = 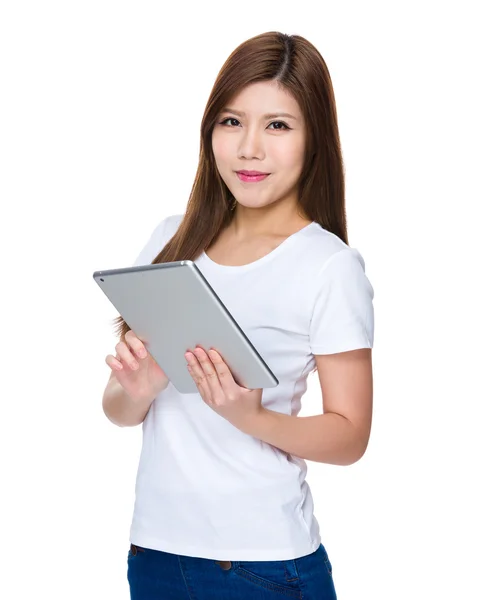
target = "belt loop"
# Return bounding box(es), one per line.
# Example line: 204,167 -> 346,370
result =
130,543 -> 145,555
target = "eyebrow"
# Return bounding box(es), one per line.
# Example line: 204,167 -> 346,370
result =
220,107 -> 298,120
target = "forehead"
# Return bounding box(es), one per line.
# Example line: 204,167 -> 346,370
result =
224,81 -> 301,117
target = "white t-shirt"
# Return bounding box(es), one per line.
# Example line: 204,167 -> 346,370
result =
128,214 -> 374,561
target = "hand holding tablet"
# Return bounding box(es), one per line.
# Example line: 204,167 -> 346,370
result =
105,329 -> 170,403
94,260 -> 278,394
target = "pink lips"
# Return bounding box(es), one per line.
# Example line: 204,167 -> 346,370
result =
236,170 -> 270,183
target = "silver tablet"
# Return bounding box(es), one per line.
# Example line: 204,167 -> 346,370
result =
93,260 -> 279,394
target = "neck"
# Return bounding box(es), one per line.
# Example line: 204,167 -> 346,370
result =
229,203 -> 310,240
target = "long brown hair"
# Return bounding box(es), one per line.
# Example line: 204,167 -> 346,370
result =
114,31 -> 348,340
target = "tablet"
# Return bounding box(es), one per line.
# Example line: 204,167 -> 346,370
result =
93,260 -> 279,394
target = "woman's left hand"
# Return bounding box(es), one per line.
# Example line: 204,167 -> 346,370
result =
185,346 -> 264,433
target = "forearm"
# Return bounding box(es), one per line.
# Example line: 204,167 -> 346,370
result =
102,379 -> 154,427
243,409 -> 368,466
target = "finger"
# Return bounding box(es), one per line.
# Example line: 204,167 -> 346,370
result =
105,354 -> 123,371
185,351 -> 211,398
125,330 -> 148,359
207,349 -> 238,390
193,347 -> 223,398
115,342 -> 139,370
185,351 -> 204,381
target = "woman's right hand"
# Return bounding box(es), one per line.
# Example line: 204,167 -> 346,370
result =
105,330 -> 170,402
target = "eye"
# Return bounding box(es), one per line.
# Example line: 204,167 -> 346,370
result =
219,117 -> 240,127
267,121 -> 290,130
218,118 -> 290,130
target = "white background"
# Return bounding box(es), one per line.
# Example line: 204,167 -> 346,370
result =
1,1 -> 479,598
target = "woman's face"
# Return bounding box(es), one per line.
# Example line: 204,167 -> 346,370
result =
212,80 -> 306,211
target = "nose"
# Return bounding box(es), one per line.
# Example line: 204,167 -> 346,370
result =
237,126 -> 265,160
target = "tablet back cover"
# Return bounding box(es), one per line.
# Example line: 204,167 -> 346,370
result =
93,261 -> 278,394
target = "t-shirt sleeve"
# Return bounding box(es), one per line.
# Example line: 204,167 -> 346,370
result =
309,247 -> 374,354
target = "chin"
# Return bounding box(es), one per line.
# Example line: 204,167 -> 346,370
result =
236,198 -> 273,209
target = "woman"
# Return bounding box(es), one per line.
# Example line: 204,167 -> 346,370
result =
103,31 -> 374,599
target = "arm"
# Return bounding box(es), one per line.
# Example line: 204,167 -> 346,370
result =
102,371 -> 155,427
242,348 -> 373,466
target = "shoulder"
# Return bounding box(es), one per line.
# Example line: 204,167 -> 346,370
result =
302,222 -> 368,273
159,213 -> 184,237
133,213 -> 185,266
164,213 -> 185,231
148,213 -> 184,245
302,223 -> 374,302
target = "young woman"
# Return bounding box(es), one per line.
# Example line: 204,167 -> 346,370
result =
103,31 -> 374,600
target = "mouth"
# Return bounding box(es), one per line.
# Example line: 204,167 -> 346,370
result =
235,171 -> 270,183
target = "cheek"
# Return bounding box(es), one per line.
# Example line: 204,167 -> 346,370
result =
212,133 -> 231,166
272,142 -> 304,173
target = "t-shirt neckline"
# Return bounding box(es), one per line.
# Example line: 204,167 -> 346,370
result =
200,221 -> 317,272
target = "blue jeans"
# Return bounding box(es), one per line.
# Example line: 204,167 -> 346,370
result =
127,542 -> 337,599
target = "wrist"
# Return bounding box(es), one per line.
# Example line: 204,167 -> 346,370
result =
239,406 -> 273,438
